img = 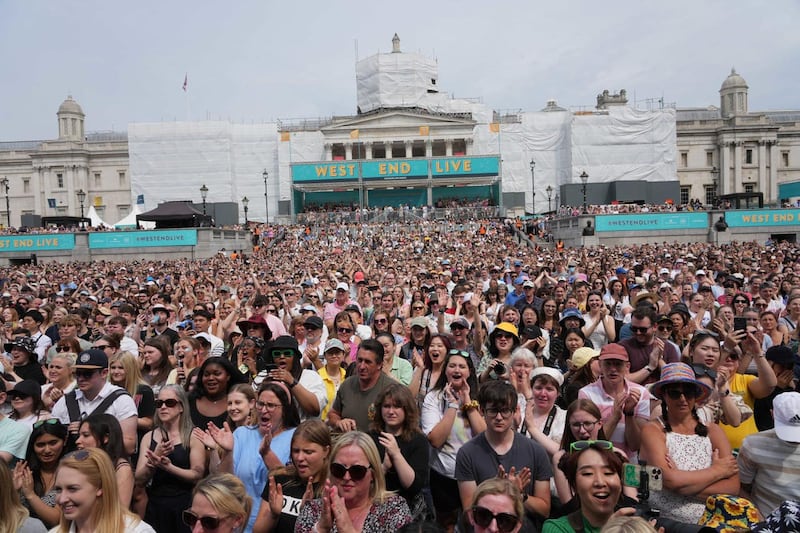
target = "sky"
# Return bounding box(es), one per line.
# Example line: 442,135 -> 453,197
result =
1,0 -> 798,141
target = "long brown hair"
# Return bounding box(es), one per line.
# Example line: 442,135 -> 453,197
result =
270,418 -> 331,494
371,383 -> 422,441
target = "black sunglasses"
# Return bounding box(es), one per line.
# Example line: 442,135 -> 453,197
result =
630,326 -> 650,334
155,399 -> 180,408
471,506 -> 520,533
75,369 -> 99,379
330,462 -> 370,481
182,510 -> 222,530
663,385 -> 699,400
56,345 -> 72,352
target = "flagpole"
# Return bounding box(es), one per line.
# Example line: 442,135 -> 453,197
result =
183,73 -> 191,121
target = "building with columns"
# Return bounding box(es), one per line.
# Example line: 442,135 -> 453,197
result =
0,96 -> 130,227
676,69 -> 800,206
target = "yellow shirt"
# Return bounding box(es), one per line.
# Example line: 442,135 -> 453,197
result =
318,366 -> 346,421
720,373 -> 758,450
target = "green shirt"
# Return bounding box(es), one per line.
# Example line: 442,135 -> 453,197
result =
542,513 -> 602,533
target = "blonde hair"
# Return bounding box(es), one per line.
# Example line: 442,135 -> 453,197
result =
192,474 -> 252,529
227,383 -> 257,427
108,351 -> 145,396
0,461 -> 30,533
54,448 -> 143,533
471,478 -> 523,521
600,516 -> 658,533
156,385 -> 193,447
329,431 -> 392,504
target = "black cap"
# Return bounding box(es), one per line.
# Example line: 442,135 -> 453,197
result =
6,379 -> 41,399
766,345 -> 796,366
303,316 -> 323,329
74,349 -> 109,370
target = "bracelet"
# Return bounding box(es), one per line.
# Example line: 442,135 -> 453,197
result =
462,400 -> 479,413
644,366 -> 654,374
721,389 -> 731,397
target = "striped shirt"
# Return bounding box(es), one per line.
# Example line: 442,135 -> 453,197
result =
738,429 -> 800,516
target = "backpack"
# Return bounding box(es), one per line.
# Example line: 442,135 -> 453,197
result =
64,389 -> 129,423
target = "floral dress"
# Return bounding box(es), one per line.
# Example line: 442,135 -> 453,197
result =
648,431 -> 712,523
294,494 -> 412,532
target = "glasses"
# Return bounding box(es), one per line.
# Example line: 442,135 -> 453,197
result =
755,302 -> 768,308
266,309 -> 278,314
657,324 -> 673,332
75,369 -> 99,379
155,399 -> 180,408
663,386 -> 699,400
93,344 -> 110,349
271,349 -> 295,359
330,462 -> 370,481
471,506 -> 520,533
33,418 -> 61,429
56,345 -> 72,352
256,401 -> 281,411
413,306 -> 425,311
569,420 -> 599,431
734,299 -> 748,304
692,364 -> 717,381
484,407 -> 514,418
495,332 -> 515,340
570,440 -> 614,453
253,303 -> 265,308
630,326 -> 650,334
448,349 -> 470,358
337,327 -> 353,334
374,318 -> 388,324
182,510 -> 224,530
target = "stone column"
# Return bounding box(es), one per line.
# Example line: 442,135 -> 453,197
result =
769,141 -> 779,205
734,142 -> 743,193
324,143 -> 332,161
365,142 -> 372,159
445,140 -> 453,157
719,142 -> 730,195
425,139 -> 432,158
405,141 -> 413,158
345,142 -> 353,160
385,142 -> 393,159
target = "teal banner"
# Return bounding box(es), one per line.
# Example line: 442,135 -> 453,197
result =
362,159 -> 428,180
595,213 -> 708,232
725,209 -> 800,227
0,234 -> 75,252
89,230 -> 197,249
292,162 -> 359,182
431,156 -> 499,177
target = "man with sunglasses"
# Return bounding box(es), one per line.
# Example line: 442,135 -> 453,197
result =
619,307 -> 680,385
456,380 -> 552,528
50,349 -> 138,455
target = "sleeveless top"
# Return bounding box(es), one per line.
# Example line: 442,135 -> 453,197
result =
147,430 -> 194,497
648,431 -> 712,523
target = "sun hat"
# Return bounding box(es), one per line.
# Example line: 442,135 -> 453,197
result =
571,347 -> 600,369
698,494 -> 762,532
4,336 -> 36,354
751,500 -> 800,532
559,307 -> 585,328
651,362 -> 712,403
491,322 -> 519,339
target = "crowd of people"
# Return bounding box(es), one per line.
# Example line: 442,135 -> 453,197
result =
0,218 -> 799,532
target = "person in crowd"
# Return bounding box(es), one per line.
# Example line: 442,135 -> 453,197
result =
331,311 -> 361,363
14,419 -> 67,527
188,356 -> 247,428
479,322 -> 520,383
401,316 -> 432,362
618,306 -> 681,384
317,339 -> 347,421
8,380 -> 51,429
377,331 -> 413,385
262,335 -> 327,419
410,333 -> 451,409
183,473 -> 252,533
369,383 -> 431,521
421,347 -> 485,530
109,351 -> 156,442
75,413 -> 134,506
253,418 -> 331,533
294,431 -> 413,532
582,291 -> 616,348
578,344 -> 650,462
135,384 -> 205,533
562,347 -> 600,407
508,346 -> 538,408
45,315 -> 92,361
1,460 -> 47,533
467,478 -> 525,533
753,345 -> 798,430
521,367 -> 567,456
327,339 -> 396,432
738,391 -> 800,516
5,337 -> 45,384
640,362 -> 739,523
41,350 -> 76,410
53,448 -> 155,533
140,336 -> 173,396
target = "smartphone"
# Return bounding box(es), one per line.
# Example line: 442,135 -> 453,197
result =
623,464 -> 663,491
265,364 -> 278,373
733,316 -> 747,332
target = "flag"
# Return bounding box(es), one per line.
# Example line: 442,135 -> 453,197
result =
349,129 -> 359,139
136,194 -> 144,205
182,73 -> 188,92
489,123 -> 500,133
280,132 -> 290,142
47,198 -> 56,208
419,125 -> 429,136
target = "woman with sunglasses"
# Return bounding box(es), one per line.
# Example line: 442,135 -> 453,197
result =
8,380 -> 51,429
468,477 -> 524,533
14,419 -> 68,527
75,413 -> 134,506
184,473 -> 252,533
479,322 -> 520,383
295,431 -> 412,532
421,348 -> 484,530
370,383 -> 431,521
253,418 -> 331,533
53,448 -> 155,533
543,440 -> 630,533
264,335 -> 327,419
333,311 -> 361,364
136,385 -> 205,533
732,294 -> 751,320
640,363 -> 739,523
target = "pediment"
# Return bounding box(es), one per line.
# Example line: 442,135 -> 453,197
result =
322,110 -> 474,134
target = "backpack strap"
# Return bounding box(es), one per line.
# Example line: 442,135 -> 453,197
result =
65,391 -> 81,423
88,389 -> 129,419
566,510 -> 585,533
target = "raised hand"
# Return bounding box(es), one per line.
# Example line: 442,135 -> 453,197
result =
207,421 -> 234,452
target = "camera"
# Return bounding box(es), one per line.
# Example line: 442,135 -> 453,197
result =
493,361 -> 506,375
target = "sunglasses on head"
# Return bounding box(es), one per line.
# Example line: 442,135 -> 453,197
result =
448,349 -> 470,358
471,506 -> 520,533
330,462 -> 370,481
155,399 -> 180,408
33,418 -> 61,429
570,439 -> 614,453
663,385 -> 699,400
182,510 -> 223,530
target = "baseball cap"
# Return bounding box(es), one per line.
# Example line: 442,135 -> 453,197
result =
300,304 -> 317,313
696,269 -> 706,276
773,392 -> 800,442
410,317 -> 428,329
324,339 -> 346,353
303,316 -> 324,330
74,349 -> 109,370
599,343 -> 629,362
450,317 -> 470,330
571,347 -> 600,369
336,282 -> 349,292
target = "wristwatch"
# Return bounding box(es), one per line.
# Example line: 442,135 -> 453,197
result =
288,378 -> 298,389
644,365 -> 654,373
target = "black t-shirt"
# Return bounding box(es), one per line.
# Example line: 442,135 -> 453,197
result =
14,360 -> 46,385
261,473 -> 318,533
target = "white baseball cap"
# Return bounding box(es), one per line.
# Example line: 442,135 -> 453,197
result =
774,392 -> 800,442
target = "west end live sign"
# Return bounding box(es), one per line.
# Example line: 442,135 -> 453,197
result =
291,156 -> 500,182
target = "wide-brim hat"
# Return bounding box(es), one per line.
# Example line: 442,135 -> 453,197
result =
651,362 -> 712,403
559,308 -> 585,328
632,292 -> 658,307
270,335 -> 301,359
236,315 -> 273,338
4,336 -> 36,355
698,494 -> 762,532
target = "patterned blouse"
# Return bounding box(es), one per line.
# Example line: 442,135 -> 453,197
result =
294,494 -> 412,532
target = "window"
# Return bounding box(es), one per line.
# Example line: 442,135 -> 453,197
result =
22,178 -> 29,193
704,185 -> 715,205
118,171 -> 126,185
680,152 -> 688,168
56,173 -> 64,188
706,151 -> 714,167
118,205 -> 130,217
431,140 -> 446,157
331,144 -> 346,160
783,152 -> 790,167
680,187 -> 690,205
745,149 -> 753,165
372,142 -> 386,159
351,142 -> 365,159
452,139 -> 467,156
744,184 -> 755,194
94,172 -> 101,186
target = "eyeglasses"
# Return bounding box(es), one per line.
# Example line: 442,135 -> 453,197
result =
271,349 -> 295,359
75,369 -> 99,379
570,439 -> 614,453
256,401 -> 281,411
755,302 -> 768,308
412,306 -> 425,310
630,326 -> 650,334
663,386 -> 699,400
569,420 -> 599,431
266,309 -> 278,314
692,364 -> 717,381
471,506 -> 520,533
484,407 -> 514,418
56,345 -> 72,352
93,344 -> 110,349
33,418 -> 61,429
657,324 -> 673,332
337,327 -> 353,334
374,318 -> 388,324
155,399 -> 180,408
182,510 -> 224,530
495,332 -> 515,340
734,299 -> 748,304
330,462 -> 370,481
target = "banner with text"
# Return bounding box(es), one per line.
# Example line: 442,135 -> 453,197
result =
0,234 -> 75,252
361,159 -> 428,180
595,213 -> 708,232
724,209 -> 800,227
89,230 -> 197,249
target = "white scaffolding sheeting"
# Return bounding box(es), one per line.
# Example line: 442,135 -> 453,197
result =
357,52 -> 439,114
129,121 -> 278,222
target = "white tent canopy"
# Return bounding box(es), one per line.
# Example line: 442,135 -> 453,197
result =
86,205 -> 112,228
113,203 -> 154,229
